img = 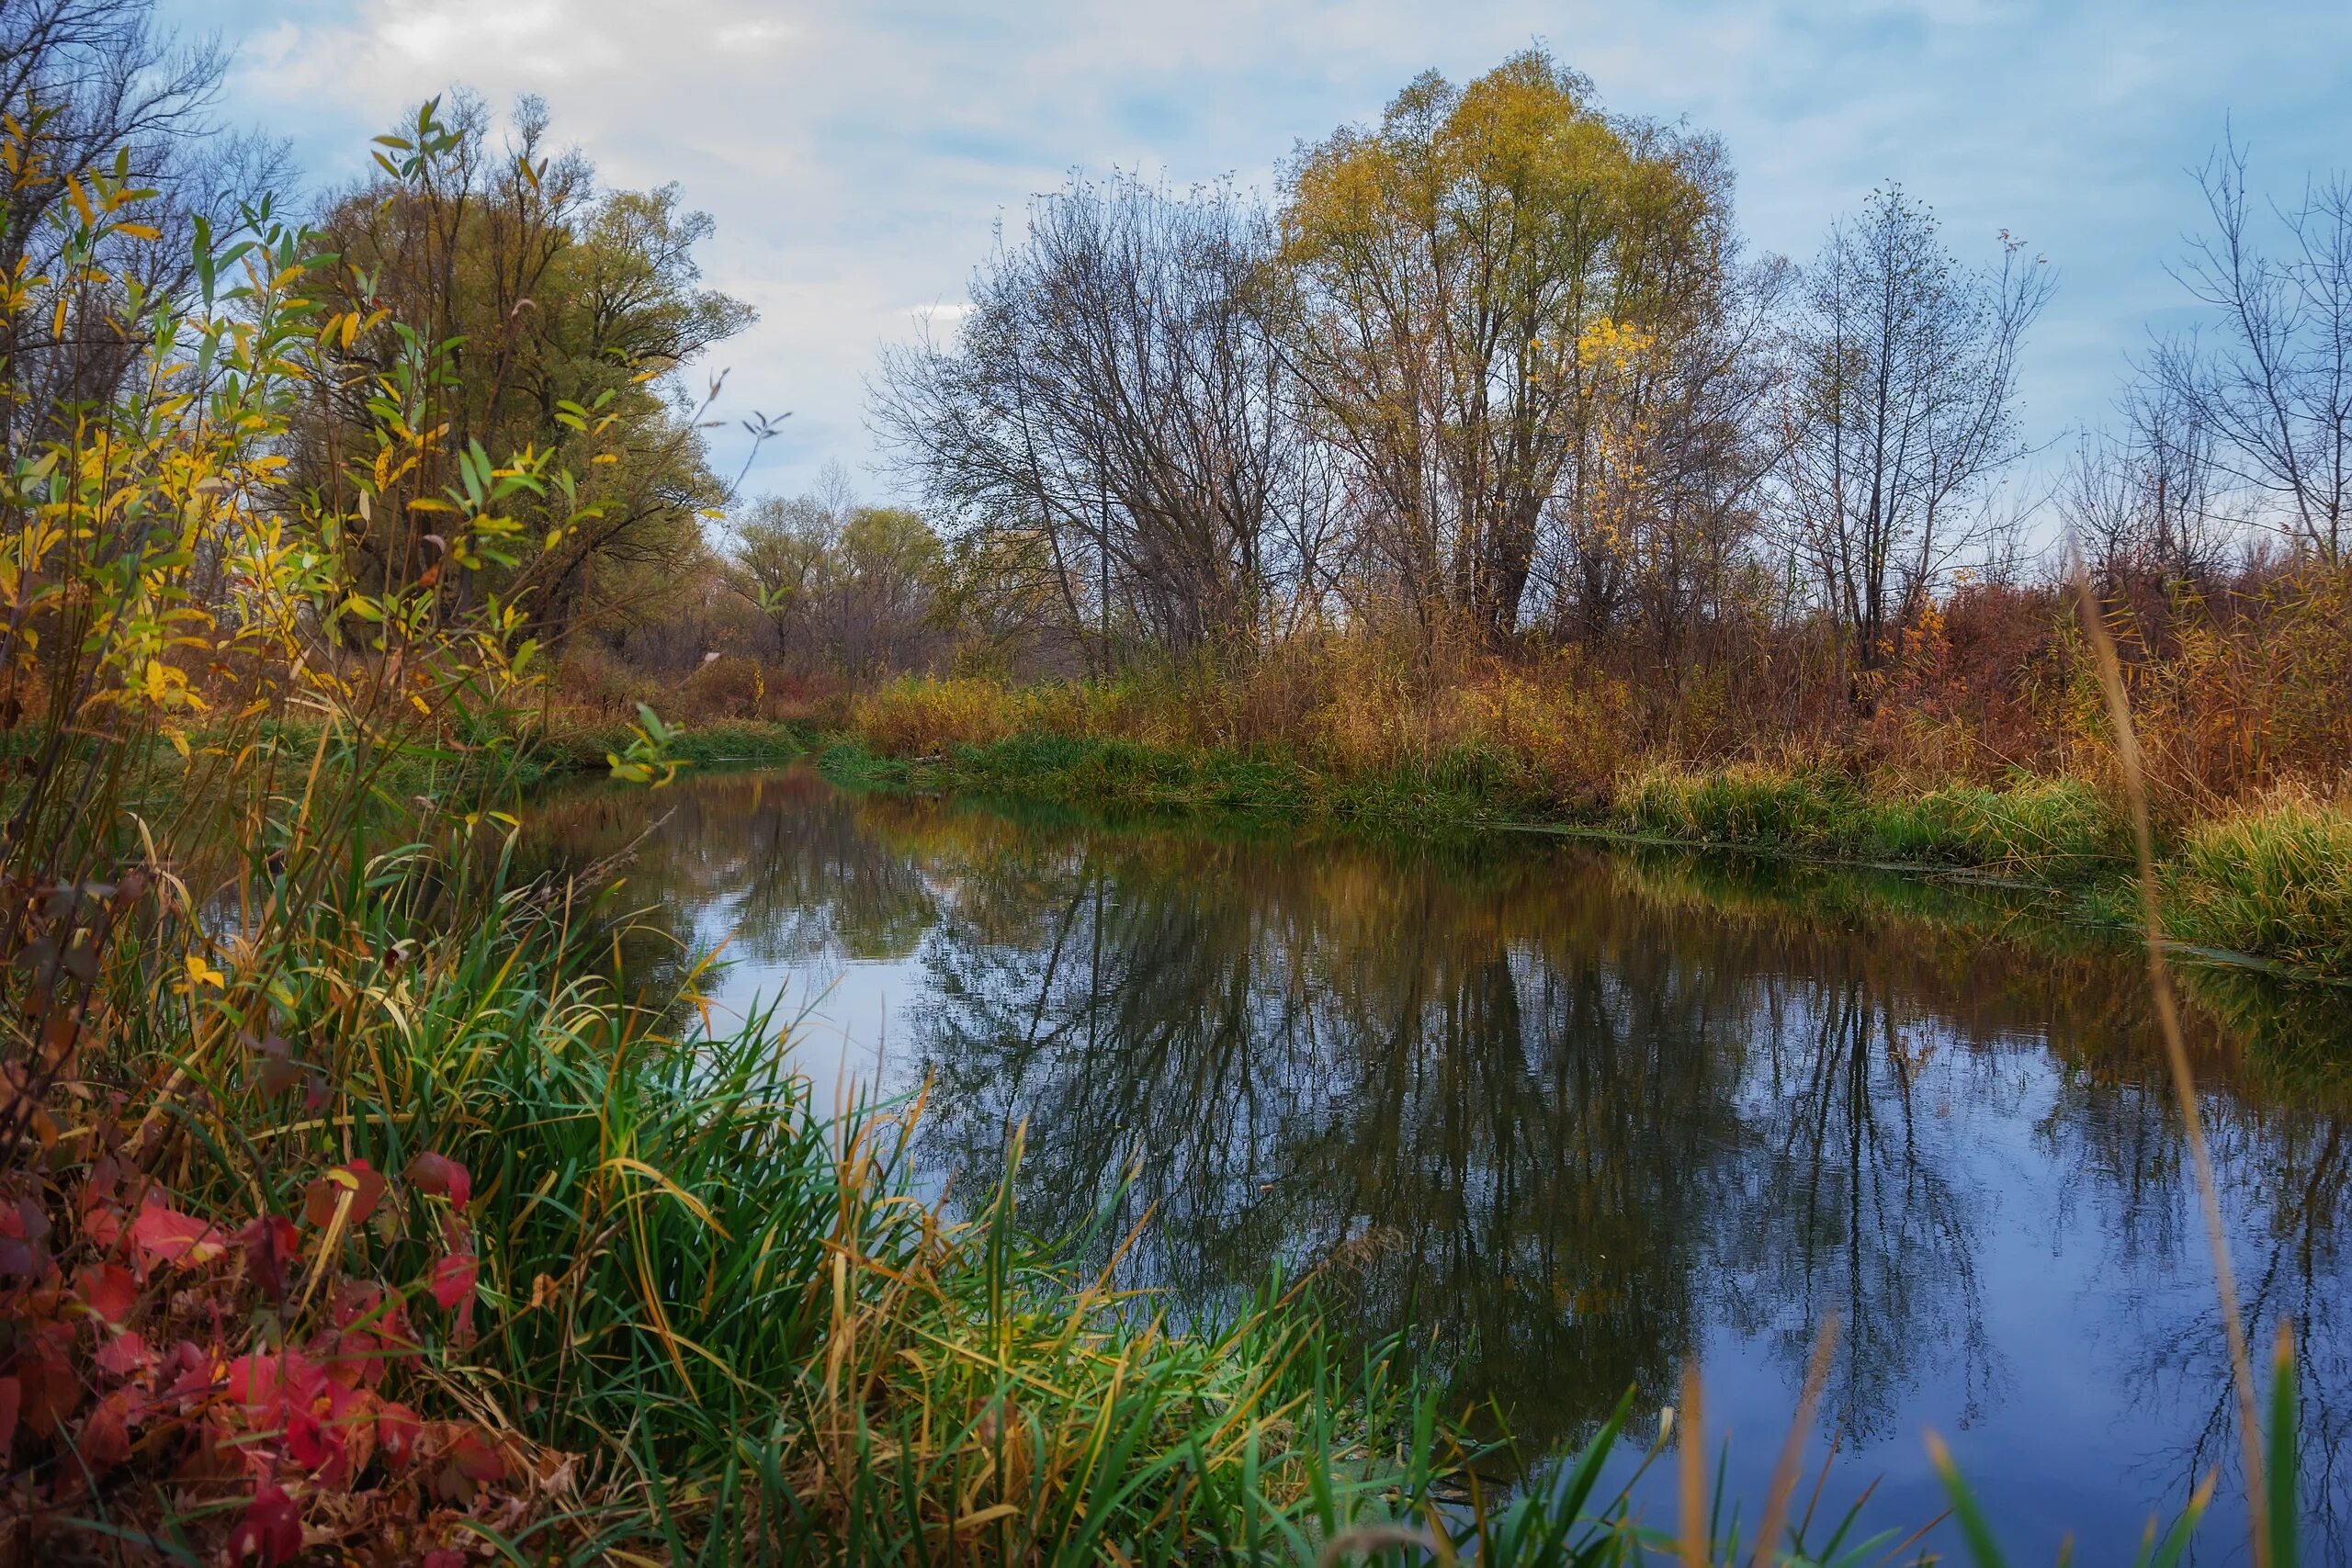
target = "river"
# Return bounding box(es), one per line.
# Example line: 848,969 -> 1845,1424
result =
529,763 -> 2352,1562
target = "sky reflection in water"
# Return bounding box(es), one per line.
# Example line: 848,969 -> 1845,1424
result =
531,765 -> 2352,1563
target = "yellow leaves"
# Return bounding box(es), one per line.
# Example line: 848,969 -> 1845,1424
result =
1576,316 -> 1657,377
63,171 -> 95,228
183,953 -> 227,991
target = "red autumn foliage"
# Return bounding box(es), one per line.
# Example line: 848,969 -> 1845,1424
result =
74,1260 -> 136,1325
92,1329 -> 153,1381
301,1157 -> 388,1228
128,1194 -> 228,1270
236,1213 -> 300,1303
0,1147 -> 568,1562
405,1150 -> 471,1210
228,1481 -> 302,1566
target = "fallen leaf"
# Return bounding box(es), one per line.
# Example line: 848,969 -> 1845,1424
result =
129,1195 -> 227,1270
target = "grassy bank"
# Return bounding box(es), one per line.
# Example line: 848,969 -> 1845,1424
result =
22,831 -> 1547,1560
22,807 -> 2276,1564
768,694 -> 2352,987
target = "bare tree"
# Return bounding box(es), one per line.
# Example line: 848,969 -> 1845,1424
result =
2062,380 -> 2228,588
1532,241 -> 1796,670
2148,137 -> 2352,562
726,465 -> 949,677
1780,186 -> 2052,672
874,172 -> 1320,668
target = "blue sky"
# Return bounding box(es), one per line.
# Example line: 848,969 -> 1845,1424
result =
161,0 -> 2352,512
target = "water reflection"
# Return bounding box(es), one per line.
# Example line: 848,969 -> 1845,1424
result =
528,766 -> 2352,1562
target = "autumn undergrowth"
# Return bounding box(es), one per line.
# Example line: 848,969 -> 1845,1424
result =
819,673 -> 2352,983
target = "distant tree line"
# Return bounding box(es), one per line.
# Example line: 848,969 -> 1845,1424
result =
20,5 -> 2337,697
868,49 -> 2351,688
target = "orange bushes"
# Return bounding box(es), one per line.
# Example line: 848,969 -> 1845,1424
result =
2100,564 -> 2352,815
634,560 -> 2351,836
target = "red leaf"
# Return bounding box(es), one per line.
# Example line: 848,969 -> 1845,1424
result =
375,1399 -> 421,1470
452,1426 -> 506,1482
284,1404 -> 335,1472
81,1200 -> 124,1250
160,1339 -> 215,1404
434,1425 -> 508,1501
236,1213 -> 301,1303
228,1482 -> 302,1566
94,1330 -> 153,1381
15,1338 -> 80,1437
224,1349 -> 325,1424
428,1247 -> 479,1345
128,1194 -> 227,1270
80,1387 -> 139,1471
76,1261 -> 139,1326
428,1251 -> 477,1313
421,1553 -> 465,1568
405,1150 -> 471,1210
0,1375 -> 18,1461
301,1158 -> 387,1229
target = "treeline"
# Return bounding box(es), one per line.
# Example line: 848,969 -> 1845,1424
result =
15,0 -> 2338,809
865,50 -> 2346,676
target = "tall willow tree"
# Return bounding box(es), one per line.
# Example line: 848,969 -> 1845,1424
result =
291,94 -> 753,646
1276,50 -> 1739,648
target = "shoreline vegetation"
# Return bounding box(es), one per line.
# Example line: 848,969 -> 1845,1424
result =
0,8 -> 2336,1560
514,701 -> 2352,991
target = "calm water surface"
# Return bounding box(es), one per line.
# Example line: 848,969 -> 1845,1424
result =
532,765 -> 2352,1563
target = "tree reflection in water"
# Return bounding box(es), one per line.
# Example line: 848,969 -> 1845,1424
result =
531,765 -> 2352,1556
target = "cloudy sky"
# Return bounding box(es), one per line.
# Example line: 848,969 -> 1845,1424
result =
161,0 -> 2352,509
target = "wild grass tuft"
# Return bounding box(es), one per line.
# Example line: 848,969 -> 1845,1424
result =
2159,800 -> 2352,979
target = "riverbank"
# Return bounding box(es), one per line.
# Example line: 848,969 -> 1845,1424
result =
565,712 -> 2349,988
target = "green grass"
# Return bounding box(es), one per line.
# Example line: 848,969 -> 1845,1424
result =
802,721 -> 2352,987
808,729 -> 1544,833
1618,766 -> 2128,877
118,832 -> 1960,1562
33,705 -> 2312,1560
2160,802 -> 2352,978
540,716 -> 809,774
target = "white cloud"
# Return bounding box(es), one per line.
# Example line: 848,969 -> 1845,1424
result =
167,0 -> 2352,506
